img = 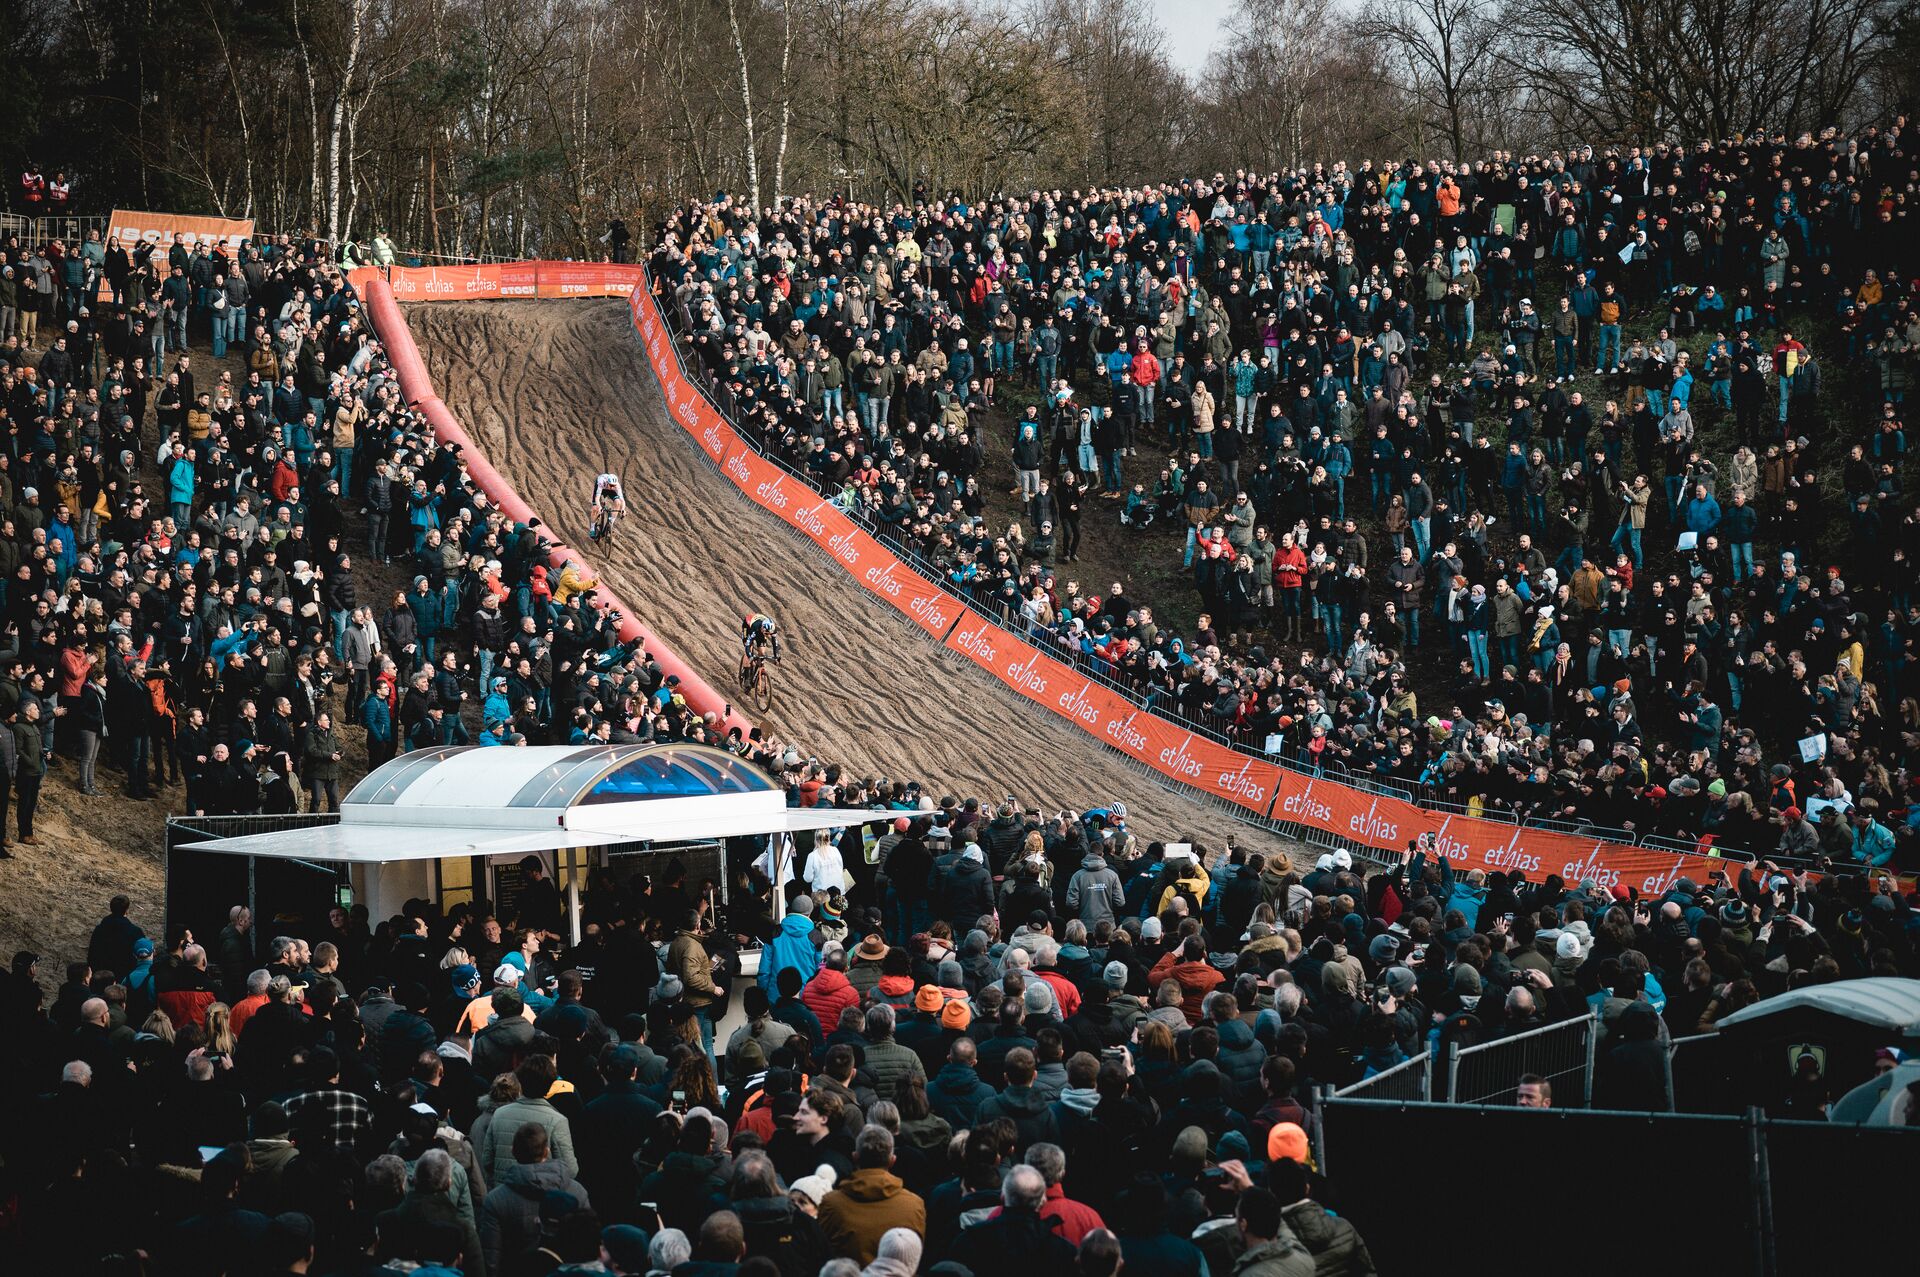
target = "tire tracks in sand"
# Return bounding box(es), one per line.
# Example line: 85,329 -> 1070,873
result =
407,299 -> 1302,853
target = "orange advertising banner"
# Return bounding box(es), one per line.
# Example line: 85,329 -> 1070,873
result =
632,282 -> 968,641
941,611 -> 1283,813
534,261 -> 645,298
380,261 -> 642,302
107,209 -> 255,266
1265,770 -> 1733,897
624,275 -> 1767,886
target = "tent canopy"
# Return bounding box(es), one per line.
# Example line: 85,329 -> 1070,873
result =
182,743 -> 888,863
1714,977 -> 1920,1040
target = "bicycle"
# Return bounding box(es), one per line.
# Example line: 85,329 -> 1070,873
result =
589,500 -> 623,545
738,638 -> 776,713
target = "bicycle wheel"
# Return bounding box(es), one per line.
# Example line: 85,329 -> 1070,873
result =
750,661 -> 774,712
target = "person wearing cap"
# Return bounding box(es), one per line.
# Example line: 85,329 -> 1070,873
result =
845,928 -> 891,1002
599,1223 -> 651,1276
438,963 -> 483,1035
473,989 -> 540,1079
759,894 -> 821,998
896,984 -> 951,1073
456,962 -> 536,1037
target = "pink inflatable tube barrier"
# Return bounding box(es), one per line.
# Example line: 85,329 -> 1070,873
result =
360,276 -> 756,739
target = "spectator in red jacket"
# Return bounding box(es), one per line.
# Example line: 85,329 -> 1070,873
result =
1148,936 -> 1225,1025
999,1142 -> 1105,1246
156,943 -> 219,1030
801,945 -> 861,1045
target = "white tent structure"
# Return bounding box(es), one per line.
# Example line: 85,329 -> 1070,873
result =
179,743 -> 884,936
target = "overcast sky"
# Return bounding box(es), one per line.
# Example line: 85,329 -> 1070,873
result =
1149,0 -> 1235,75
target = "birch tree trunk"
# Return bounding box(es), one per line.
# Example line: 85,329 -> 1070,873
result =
726,0 -> 761,210
293,0 -> 323,227
772,0 -> 793,205
328,0 -> 368,242
204,0 -> 257,218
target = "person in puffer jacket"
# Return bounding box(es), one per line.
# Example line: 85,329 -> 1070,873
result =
801,946 -> 861,1035
1207,991 -> 1268,1111
932,842 -> 995,927
759,904 -> 820,996
1066,850 -> 1124,927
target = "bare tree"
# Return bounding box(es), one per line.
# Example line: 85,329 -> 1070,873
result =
1357,0 -> 1503,162
1498,0 -> 1900,141
726,0 -> 762,209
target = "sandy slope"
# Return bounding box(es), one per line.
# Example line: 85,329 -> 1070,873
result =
407,300 -> 1303,852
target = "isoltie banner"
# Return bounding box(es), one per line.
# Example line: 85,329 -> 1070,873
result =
627,280 -> 1742,892
941,611 -> 1284,814
355,260 -> 646,301
631,284 -> 965,642
1264,775 -> 1735,898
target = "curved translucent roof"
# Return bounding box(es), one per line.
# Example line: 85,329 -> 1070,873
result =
344,743 -> 776,810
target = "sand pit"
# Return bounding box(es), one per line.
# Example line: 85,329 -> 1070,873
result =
406,300 -> 1306,853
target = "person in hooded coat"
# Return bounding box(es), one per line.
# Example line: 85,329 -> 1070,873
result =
932,843 -> 996,926
1066,851 -> 1125,927
1593,1002 -> 1671,1110
759,904 -> 820,997
478,1122 -> 589,1277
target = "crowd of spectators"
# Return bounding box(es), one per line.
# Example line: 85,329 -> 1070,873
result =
651,127 -> 1919,871
6,774 -> 1913,1274
0,127 -> 1915,1275
0,213 -> 885,847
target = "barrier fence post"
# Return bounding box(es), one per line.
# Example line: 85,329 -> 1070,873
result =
1746,1106 -> 1775,1277
1583,1014 -> 1599,1107
1312,1085 -> 1334,1175
1446,1041 -> 1460,1103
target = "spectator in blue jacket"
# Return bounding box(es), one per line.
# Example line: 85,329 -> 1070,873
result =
1681,482 -> 1722,536
760,898 -> 821,996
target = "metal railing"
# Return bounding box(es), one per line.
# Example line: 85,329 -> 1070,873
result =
1332,1051 -> 1431,1101
645,274 -> 1429,791
636,269 -> 1798,871
1448,1012 -> 1597,1107
167,812 -> 341,841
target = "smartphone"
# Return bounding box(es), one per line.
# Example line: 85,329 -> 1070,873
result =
670,1089 -> 688,1114
1503,912 -> 1515,925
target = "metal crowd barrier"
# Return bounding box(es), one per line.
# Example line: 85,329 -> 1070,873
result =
1447,1012 -> 1597,1106
642,271 -> 1798,868
1333,1051 -> 1432,1101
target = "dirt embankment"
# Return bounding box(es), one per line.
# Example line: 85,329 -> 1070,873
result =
407,300 -> 1301,853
